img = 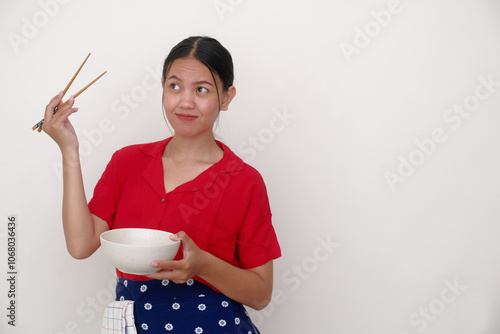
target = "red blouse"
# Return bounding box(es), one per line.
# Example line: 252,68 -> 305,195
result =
88,137 -> 281,283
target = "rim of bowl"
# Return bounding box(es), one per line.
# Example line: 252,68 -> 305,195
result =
100,228 -> 180,247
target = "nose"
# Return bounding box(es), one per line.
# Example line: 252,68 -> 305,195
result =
179,90 -> 195,109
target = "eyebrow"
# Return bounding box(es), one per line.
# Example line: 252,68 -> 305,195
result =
167,75 -> 214,87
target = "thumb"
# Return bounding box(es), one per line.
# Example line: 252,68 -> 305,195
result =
171,231 -> 191,245
171,231 -> 196,256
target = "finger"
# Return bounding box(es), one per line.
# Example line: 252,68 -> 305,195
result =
50,96 -> 77,122
147,271 -> 189,284
41,107 -> 78,133
146,270 -> 173,280
147,265 -> 191,283
146,261 -> 178,280
151,260 -> 177,271
173,232 -> 199,258
44,91 -> 64,121
172,231 -> 192,244
42,97 -> 78,133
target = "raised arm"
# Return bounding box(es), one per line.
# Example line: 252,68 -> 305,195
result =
42,92 -> 108,259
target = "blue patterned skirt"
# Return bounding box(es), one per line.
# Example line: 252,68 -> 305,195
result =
115,278 -> 261,334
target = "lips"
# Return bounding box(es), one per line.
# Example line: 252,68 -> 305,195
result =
175,113 -> 198,121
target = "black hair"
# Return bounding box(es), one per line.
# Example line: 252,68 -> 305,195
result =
162,36 -> 234,92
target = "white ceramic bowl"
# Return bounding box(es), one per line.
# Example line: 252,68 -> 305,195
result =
100,228 -> 180,275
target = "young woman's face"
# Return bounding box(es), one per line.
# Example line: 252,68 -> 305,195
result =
162,57 -> 233,139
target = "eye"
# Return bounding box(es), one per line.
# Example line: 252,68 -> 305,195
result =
197,87 -> 208,93
170,83 -> 180,90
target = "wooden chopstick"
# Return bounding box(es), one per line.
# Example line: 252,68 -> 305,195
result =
56,71 -> 107,110
32,53 -> 106,132
62,53 -> 91,95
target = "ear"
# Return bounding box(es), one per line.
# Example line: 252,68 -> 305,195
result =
220,86 -> 236,111
161,77 -> 165,86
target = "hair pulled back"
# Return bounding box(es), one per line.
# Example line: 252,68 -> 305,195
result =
162,36 -> 234,91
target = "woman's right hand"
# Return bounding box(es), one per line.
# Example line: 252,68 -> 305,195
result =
42,91 -> 80,153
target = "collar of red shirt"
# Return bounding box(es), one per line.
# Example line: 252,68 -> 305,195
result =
139,137 -> 245,197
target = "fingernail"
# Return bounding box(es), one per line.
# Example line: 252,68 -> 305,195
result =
151,262 -> 158,267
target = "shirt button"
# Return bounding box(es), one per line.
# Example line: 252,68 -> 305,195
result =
161,198 -> 165,203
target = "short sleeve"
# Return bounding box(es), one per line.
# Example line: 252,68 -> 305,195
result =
88,147 -> 135,228
235,170 -> 281,269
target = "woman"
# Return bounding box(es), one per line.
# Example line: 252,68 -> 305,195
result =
43,36 -> 281,333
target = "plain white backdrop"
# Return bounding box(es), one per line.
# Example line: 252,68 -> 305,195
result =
1,0 -> 500,333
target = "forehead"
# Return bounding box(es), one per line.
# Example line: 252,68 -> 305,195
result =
166,57 -> 213,81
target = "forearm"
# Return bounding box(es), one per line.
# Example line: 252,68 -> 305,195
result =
148,232 -> 275,309
61,149 -> 101,259
199,253 -> 273,310
41,93 -> 105,258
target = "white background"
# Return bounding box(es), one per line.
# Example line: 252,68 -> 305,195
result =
1,0 -> 500,333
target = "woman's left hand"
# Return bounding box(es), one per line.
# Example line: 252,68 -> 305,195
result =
147,231 -> 208,283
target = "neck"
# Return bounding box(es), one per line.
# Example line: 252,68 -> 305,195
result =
163,133 -> 223,163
